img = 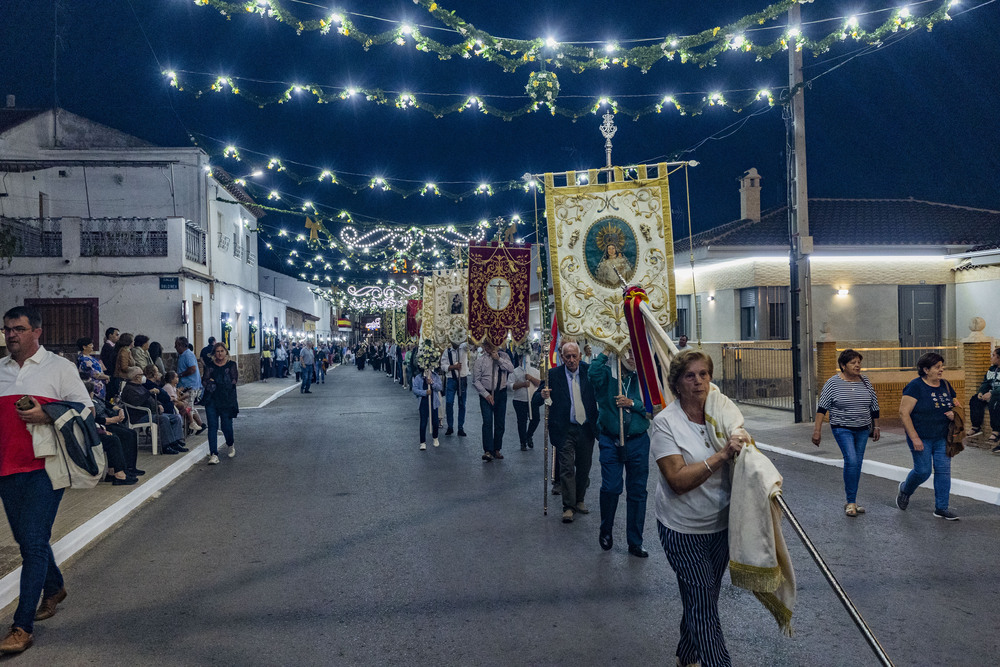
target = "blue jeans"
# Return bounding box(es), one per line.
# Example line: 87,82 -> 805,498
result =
598,432 -> 650,548
418,397 -> 439,443
317,364 -> 326,383
445,377 -> 467,430
901,435 -> 951,511
300,364 -> 313,392
830,426 -> 869,504
0,470 -> 65,633
205,403 -> 235,456
479,390 -> 507,452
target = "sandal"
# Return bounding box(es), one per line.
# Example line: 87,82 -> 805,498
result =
988,433 -> 1000,444
845,503 -> 858,517
966,427 -> 982,437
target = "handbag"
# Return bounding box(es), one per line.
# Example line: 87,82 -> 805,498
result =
944,380 -> 965,458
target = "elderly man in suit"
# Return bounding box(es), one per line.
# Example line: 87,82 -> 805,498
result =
541,340 -> 599,523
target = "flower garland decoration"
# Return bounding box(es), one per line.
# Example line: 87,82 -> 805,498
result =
525,71 -> 559,110
416,340 -> 441,371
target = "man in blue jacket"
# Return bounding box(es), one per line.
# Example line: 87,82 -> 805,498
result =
540,341 -> 599,523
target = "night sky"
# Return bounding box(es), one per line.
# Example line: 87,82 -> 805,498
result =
2,0 -> 998,283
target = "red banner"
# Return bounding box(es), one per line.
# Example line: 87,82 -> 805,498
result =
468,243 -> 531,345
406,299 -> 422,338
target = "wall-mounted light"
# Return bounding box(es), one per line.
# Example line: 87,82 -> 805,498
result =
236,303 -> 243,314
707,295 -> 716,302
837,288 -> 850,297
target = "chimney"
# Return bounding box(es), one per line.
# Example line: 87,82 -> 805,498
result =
5,95 -> 14,108
739,168 -> 762,222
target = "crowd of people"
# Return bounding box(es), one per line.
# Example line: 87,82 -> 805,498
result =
0,303 -> 994,659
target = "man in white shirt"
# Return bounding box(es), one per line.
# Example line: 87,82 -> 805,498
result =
0,306 -> 91,654
508,354 -> 540,450
676,335 -> 694,353
440,331 -> 469,437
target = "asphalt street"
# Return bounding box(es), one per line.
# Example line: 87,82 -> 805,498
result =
11,365 -> 1000,665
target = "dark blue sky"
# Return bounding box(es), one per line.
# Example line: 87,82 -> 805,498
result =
3,0 -> 997,280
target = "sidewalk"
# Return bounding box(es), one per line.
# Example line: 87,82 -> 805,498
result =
740,404 -> 1000,504
0,375 -> 303,611
1,374 -> 997,611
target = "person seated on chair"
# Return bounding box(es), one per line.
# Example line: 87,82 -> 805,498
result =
120,366 -> 187,455
85,381 -> 137,485
968,346 -> 1000,452
143,364 -> 189,451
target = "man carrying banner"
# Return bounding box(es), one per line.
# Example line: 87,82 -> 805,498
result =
541,341 -> 598,523
472,339 -> 514,462
439,329 -> 469,437
589,347 -> 651,557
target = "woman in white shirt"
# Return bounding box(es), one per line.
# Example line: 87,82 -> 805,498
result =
650,350 -> 744,667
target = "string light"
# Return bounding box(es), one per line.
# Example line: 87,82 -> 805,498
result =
193,0 -> 956,72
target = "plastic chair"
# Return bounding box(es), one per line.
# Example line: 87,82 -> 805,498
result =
122,402 -> 160,455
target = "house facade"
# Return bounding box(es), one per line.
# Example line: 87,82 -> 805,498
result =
673,169 -> 1000,351
0,108 -> 266,381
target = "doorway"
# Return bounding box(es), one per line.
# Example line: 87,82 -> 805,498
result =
898,285 -> 942,368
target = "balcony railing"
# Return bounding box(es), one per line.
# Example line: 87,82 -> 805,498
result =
0,217 -> 62,257
80,218 -> 167,257
185,221 -> 207,264
247,251 -> 257,266
233,243 -> 243,260
217,233 -> 231,251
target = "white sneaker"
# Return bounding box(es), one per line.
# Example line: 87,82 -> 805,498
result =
419,442 -> 427,451
207,454 -> 220,465
433,438 -> 440,448
228,443 -> 236,458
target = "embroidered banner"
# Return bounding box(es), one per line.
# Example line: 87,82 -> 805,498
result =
544,164 -> 676,354
406,299 -> 422,338
468,243 -> 532,346
422,269 -> 468,347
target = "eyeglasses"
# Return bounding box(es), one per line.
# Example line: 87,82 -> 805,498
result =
2,326 -> 32,335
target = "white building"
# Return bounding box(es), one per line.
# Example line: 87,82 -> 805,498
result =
0,107 -> 267,381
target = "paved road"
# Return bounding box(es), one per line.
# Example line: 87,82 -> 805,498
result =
14,366 -> 1000,665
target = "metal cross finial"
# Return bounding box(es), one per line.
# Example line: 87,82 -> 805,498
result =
600,112 -> 617,170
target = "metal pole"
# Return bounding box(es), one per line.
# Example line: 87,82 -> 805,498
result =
775,494 -> 894,667
787,3 -> 816,423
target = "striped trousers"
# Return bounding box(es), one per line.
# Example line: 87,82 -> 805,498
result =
658,522 -> 732,667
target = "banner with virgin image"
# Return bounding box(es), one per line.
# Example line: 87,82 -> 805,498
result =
543,164 -> 676,354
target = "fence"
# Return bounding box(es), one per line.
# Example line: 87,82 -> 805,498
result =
80,218 -> 168,256
0,217 -> 62,257
836,345 -> 960,371
719,344 -> 794,411
184,221 -> 207,264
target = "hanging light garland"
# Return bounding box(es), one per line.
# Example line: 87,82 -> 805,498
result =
167,69 -> 779,118
192,0 -> 956,72
343,283 -> 420,313
196,134 -> 543,201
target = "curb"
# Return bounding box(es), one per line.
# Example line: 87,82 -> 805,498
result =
0,379 -> 299,612
757,442 -> 1000,506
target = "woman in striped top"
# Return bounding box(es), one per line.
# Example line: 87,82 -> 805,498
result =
811,349 -> 880,517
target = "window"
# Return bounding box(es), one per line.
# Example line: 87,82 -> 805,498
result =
740,288 -> 757,340
764,286 -> 789,340
674,294 -> 691,338
740,287 -> 790,340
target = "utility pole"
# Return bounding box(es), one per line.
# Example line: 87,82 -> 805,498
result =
787,3 -> 815,422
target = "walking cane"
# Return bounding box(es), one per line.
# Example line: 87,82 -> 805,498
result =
774,494 -> 894,666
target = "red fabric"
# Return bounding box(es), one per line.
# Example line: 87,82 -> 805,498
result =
623,286 -> 666,413
0,395 -> 53,476
407,299 -> 423,338
468,243 -> 532,346
548,313 -> 559,369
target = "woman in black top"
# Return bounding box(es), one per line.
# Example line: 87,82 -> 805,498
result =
203,342 -> 240,465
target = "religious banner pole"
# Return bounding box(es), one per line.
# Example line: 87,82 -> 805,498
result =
531,175 -> 551,516
601,113 -> 626,450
